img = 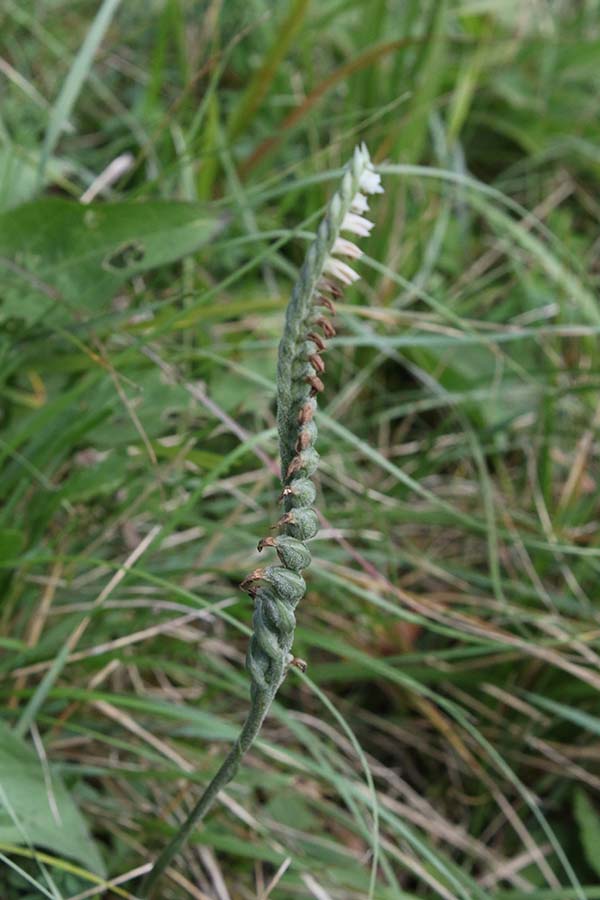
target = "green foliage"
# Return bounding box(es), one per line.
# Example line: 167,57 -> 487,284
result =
0,198 -> 223,325
0,721 -> 105,876
2,0 -> 600,898
574,790 -> 600,879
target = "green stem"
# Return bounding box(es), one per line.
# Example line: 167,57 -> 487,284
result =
140,685 -> 273,897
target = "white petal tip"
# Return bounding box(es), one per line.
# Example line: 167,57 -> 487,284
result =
333,237 -> 363,259
342,212 -> 374,237
351,192 -> 370,214
325,257 -> 361,285
359,170 -> 384,194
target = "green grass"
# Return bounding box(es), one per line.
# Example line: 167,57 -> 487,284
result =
2,1 -> 600,897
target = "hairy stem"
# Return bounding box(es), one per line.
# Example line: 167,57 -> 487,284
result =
141,686 -> 272,895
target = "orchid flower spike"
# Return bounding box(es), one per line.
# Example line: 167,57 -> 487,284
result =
277,142 -> 384,476
141,144 -> 384,897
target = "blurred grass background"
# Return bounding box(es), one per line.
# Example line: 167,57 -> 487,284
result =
2,0 -> 600,897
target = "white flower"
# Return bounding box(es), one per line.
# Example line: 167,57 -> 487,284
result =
342,212 -> 374,237
332,237 -> 362,259
359,168 -> 384,194
351,192 -> 369,213
324,257 -> 360,285
314,151 -> 383,290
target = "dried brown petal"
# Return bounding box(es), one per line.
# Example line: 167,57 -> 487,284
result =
307,331 -> 327,351
315,295 -> 336,314
257,536 -> 277,552
315,316 -> 336,338
309,353 -> 325,374
240,568 -> 265,592
289,656 -> 308,673
318,278 -> 343,298
275,512 -> 295,528
306,374 -> 325,395
298,402 -> 314,425
286,456 -> 304,478
296,429 -> 312,452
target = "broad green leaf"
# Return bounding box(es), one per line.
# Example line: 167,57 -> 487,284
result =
0,197 -> 224,324
0,720 -> 105,876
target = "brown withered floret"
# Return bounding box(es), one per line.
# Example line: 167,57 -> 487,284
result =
289,656 -> 308,673
309,353 -> 325,374
286,456 -> 304,478
298,402 -> 314,425
257,536 -> 277,552
314,316 -> 336,338
296,429 -> 312,452
307,331 -> 327,351
314,295 -> 336,314
275,511 -> 295,528
306,374 -> 325,395
240,568 -> 265,594
318,277 -> 343,298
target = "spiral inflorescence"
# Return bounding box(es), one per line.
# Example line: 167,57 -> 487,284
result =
142,146 -> 382,896
240,143 -> 383,709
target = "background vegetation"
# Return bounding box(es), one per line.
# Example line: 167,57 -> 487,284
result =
2,1 -> 600,897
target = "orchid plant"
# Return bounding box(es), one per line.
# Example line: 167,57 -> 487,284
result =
142,144 -> 383,895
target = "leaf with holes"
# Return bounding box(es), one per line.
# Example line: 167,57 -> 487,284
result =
0,197 -> 225,324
